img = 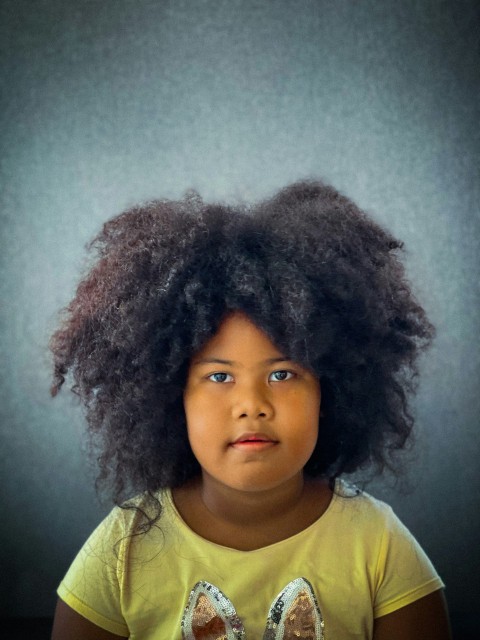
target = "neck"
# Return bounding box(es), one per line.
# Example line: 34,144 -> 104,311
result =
199,472 -> 307,527
172,472 -> 333,550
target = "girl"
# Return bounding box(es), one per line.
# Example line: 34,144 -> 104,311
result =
50,181 -> 450,640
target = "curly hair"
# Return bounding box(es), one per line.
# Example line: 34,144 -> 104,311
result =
50,180 -> 434,506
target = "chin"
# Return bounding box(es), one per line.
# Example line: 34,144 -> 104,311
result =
222,472 -> 304,494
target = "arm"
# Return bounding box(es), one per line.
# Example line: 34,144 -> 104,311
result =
373,590 -> 452,640
51,599 -> 128,640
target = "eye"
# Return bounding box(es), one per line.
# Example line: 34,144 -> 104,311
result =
207,372 -> 234,383
269,370 -> 294,382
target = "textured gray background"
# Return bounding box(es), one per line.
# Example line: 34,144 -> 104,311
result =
1,0 -> 479,627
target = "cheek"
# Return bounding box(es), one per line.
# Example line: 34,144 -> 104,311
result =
308,385 -> 322,425
288,387 -> 321,421
184,396 -> 218,448
183,390 -> 202,425
294,391 -> 321,449
185,391 -> 214,420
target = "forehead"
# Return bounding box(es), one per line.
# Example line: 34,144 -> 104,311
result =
193,312 -> 285,361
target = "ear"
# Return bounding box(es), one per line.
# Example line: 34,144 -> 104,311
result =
263,578 -> 325,640
182,581 -> 246,640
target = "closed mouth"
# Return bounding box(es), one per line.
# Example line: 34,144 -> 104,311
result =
231,434 -> 278,447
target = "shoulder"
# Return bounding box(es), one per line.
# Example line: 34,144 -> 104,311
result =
329,479 -> 427,552
331,479 -> 444,616
332,479 -> 396,524
60,490 -> 174,586
117,489 -> 170,526
84,489 -> 172,553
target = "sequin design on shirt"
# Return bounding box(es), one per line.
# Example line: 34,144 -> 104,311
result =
182,581 -> 246,639
264,578 -> 324,640
181,577 -> 324,640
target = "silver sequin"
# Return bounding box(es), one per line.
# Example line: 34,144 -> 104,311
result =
181,578 -> 324,640
182,581 -> 246,640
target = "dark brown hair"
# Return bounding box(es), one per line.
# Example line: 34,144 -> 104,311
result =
50,181 -> 434,505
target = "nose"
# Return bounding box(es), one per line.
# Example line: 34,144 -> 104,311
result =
231,382 -> 274,420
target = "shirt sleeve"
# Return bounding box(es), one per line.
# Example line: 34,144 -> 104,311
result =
57,507 -> 130,637
373,505 -> 445,618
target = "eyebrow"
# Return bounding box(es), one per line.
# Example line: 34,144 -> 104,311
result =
192,357 -> 292,366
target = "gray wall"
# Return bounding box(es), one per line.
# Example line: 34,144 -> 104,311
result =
1,0 -> 479,627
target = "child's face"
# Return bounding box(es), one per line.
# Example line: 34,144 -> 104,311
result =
183,312 -> 321,494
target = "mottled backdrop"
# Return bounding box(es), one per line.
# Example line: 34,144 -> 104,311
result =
1,0 -> 478,631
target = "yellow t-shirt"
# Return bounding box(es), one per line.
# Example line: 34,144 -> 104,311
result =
58,480 -> 444,639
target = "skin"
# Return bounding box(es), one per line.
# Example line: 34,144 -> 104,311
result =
51,312 -> 451,639
372,591 -> 451,639
51,599 -> 127,640
51,590 -> 451,640
179,310 -> 326,546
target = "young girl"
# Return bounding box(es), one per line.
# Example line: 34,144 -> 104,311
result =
50,181 -> 450,640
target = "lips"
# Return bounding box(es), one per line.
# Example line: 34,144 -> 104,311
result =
230,433 -> 278,450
